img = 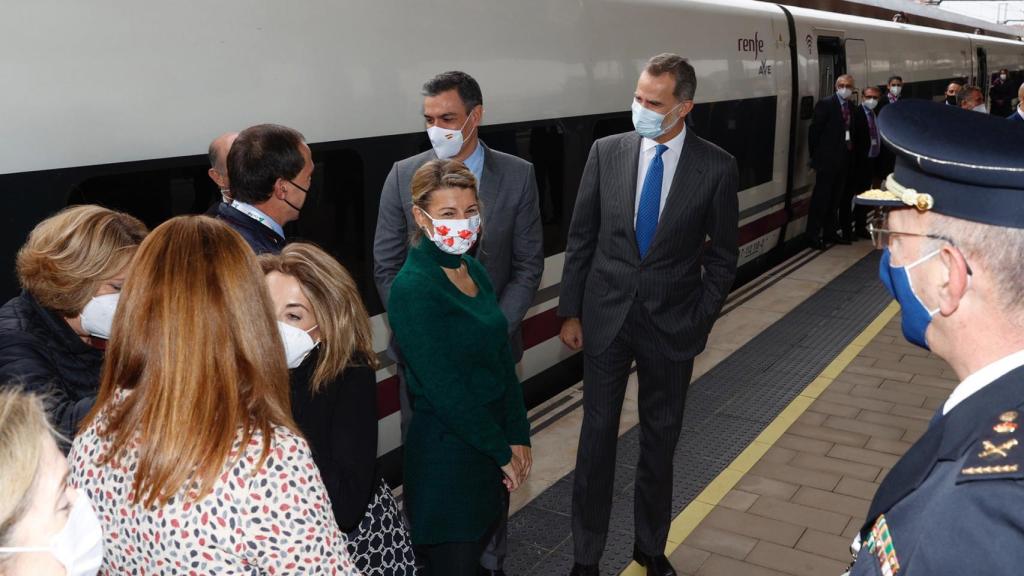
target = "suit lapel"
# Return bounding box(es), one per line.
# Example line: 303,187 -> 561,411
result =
479,142 -> 503,256
645,130 -> 707,258
861,366 -> 1024,536
620,132 -> 642,256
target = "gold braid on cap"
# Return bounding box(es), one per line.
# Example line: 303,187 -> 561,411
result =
884,174 -> 934,211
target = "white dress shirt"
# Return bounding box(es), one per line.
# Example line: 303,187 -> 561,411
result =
942,349 -> 1024,415
634,126 -> 686,227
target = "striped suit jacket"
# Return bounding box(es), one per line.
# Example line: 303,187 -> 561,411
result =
558,129 -> 739,361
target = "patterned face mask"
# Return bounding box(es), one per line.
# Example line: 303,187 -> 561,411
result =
418,208 -> 481,255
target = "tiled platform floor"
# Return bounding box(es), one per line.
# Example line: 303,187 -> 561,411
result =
667,313 -> 955,576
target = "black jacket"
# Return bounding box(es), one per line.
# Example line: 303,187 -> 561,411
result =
852,104 -> 885,188
289,349 -> 378,532
808,94 -> 855,172
0,292 -> 104,443
214,202 -> 285,255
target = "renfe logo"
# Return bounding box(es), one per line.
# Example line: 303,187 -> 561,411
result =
737,31 -> 771,76
737,31 -> 764,61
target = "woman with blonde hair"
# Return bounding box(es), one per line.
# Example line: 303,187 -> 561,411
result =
69,216 -> 359,574
260,243 -> 416,575
0,388 -> 103,576
0,205 -> 147,441
387,159 -> 531,575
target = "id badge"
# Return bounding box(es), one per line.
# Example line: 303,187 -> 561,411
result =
845,130 -> 851,142
871,139 -> 878,147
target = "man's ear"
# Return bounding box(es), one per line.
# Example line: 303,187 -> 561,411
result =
938,245 -> 971,317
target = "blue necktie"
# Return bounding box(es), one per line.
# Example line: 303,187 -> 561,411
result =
636,144 -> 668,259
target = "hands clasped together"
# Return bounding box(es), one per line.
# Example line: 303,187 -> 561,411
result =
501,444 -> 533,492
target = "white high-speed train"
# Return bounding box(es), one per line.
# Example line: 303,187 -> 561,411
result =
1,0 -> 1021,479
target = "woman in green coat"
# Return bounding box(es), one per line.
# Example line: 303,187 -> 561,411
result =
387,159 -> 531,576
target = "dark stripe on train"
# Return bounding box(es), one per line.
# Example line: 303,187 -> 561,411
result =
0,97 -> 779,311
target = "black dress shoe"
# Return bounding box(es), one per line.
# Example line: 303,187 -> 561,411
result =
825,234 -> 851,246
633,547 -> 677,576
478,569 -> 506,576
856,229 -> 872,240
809,238 -> 827,250
569,563 -> 599,576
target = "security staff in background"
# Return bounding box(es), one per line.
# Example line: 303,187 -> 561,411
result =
884,75 -> 903,105
959,85 -> 988,114
372,70 -> 544,576
1009,82 -> 1024,123
205,131 -> 238,215
945,82 -> 963,106
559,53 -> 738,576
847,100 -> 1024,575
807,74 -> 857,249
990,68 -> 1015,117
851,86 -> 884,239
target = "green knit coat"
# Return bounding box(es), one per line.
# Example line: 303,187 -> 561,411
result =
387,239 -> 531,546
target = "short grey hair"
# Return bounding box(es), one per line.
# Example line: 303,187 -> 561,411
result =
645,53 -> 696,101
927,213 -> 1024,326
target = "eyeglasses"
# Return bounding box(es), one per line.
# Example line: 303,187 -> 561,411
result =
866,211 -> 973,274
288,179 -> 310,194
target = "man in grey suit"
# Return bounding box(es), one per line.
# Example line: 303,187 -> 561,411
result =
559,54 -> 739,576
372,70 -> 544,576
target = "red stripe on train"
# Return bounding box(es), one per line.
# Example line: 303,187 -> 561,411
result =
375,202 -> 811,418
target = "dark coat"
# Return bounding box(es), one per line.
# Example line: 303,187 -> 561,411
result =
852,366 -> 1024,575
852,104 -> 884,189
289,350 -> 378,532
214,202 -> 285,254
808,94 -> 855,172
558,129 -> 739,361
0,292 -> 104,442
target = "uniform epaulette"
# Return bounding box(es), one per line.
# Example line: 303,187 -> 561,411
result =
957,409 -> 1024,482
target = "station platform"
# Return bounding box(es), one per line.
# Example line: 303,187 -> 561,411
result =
501,241 -> 949,575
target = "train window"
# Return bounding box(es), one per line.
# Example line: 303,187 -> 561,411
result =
800,96 -> 815,120
67,164 -> 218,231
688,96 -> 777,191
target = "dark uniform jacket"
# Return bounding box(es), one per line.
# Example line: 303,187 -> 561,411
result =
0,291 -> 104,442
215,201 -> 285,255
808,95 -> 855,173
852,365 -> 1024,575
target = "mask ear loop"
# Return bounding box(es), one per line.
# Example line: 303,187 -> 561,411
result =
903,249 -> 942,317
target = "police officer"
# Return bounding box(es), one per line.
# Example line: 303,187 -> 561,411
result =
846,100 -> 1024,575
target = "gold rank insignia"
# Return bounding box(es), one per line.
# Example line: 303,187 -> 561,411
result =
994,411 -> 1019,434
979,438 -> 1018,459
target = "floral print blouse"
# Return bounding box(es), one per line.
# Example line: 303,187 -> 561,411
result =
69,407 -> 361,575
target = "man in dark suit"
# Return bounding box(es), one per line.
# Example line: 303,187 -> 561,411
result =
848,100 -> 1024,576
851,86 -> 884,239
559,53 -> 738,576
807,74 -> 857,248
990,68 -> 1015,117
1009,82 -> 1024,123
372,71 -> 544,576
217,124 -> 312,254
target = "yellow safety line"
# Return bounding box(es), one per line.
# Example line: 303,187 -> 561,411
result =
619,300 -> 900,575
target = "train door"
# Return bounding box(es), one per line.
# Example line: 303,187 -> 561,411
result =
976,46 -> 989,98
844,39 -> 867,100
817,36 -> 845,98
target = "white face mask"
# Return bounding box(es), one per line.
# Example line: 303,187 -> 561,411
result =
863,98 -> 878,110
419,209 -> 481,256
1000,74 -> 1008,81
426,112 -> 476,160
80,293 -> 119,340
278,321 -> 319,369
836,87 -> 852,100
0,495 -> 104,576
889,85 -> 902,96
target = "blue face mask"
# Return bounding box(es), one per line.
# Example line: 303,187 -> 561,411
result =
631,100 -> 682,139
879,247 -> 940,349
